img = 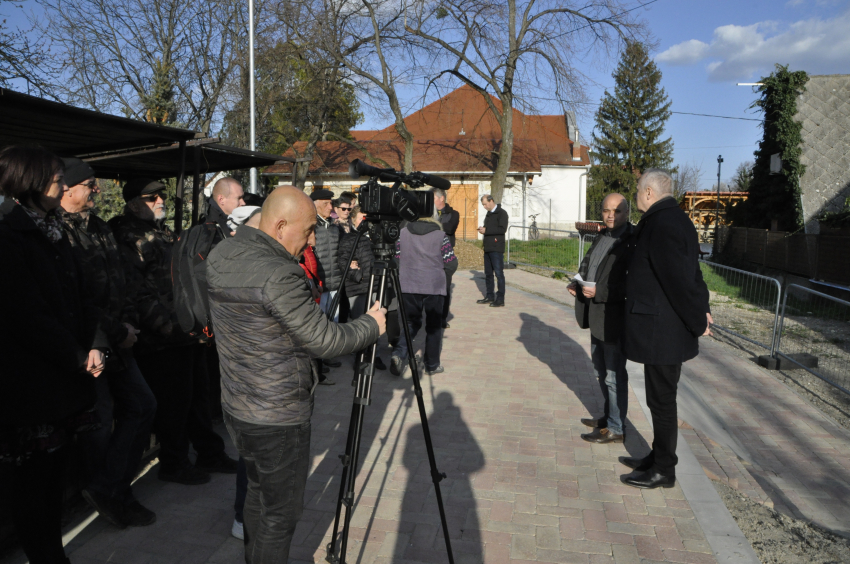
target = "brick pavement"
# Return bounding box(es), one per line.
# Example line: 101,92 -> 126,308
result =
504,267 -> 850,535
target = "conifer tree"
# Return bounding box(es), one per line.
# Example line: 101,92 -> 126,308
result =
140,58 -> 177,125
588,41 -> 673,208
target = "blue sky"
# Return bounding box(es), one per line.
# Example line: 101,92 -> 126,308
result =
3,0 -> 848,188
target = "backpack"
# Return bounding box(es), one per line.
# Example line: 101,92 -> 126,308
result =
171,222 -> 224,339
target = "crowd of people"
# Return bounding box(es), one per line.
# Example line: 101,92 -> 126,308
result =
0,143 -> 711,563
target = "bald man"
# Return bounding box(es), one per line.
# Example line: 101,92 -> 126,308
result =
568,193 -> 633,445
208,177 -> 246,236
206,186 -> 385,561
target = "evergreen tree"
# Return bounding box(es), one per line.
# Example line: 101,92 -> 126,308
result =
588,41 -> 673,207
727,65 -> 808,231
139,58 -> 177,125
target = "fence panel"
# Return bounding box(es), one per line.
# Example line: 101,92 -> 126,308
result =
775,285 -> 850,395
699,260 -> 782,353
507,225 -> 582,274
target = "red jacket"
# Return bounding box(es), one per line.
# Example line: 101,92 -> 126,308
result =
300,246 -> 322,303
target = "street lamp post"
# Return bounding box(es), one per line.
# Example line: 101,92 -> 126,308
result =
715,155 -> 724,242
248,0 -> 257,194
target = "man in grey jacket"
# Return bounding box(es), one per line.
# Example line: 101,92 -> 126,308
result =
568,193 -> 633,444
206,186 -> 386,563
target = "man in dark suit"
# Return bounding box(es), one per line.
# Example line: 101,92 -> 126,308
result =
476,194 -> 509,307
569,193 -> 633,444
620,169 -> 712,489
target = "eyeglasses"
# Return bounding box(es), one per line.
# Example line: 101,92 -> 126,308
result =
140,192 -> 167,202
337,207 -> 352,212
81,181 -> 98,190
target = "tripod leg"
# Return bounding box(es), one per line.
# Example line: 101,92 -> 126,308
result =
390,271 -> 456,564
326,267 -> 388,564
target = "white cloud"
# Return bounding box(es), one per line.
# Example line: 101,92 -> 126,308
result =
655,10 -> 850,81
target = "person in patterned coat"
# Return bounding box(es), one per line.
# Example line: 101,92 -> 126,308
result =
110,178 -> 236,486
58,159 -> 158,528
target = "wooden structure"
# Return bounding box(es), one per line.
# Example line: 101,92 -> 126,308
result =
680,191 -> 748,241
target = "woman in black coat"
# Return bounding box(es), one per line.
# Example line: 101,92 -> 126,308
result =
0,146 -> 105,564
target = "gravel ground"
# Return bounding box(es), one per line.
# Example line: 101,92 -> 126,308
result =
453,240 -> 484,269
713,480 -> 850,564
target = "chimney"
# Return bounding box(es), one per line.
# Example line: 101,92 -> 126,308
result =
572,130 -> 582,161
565,111 -> 577,141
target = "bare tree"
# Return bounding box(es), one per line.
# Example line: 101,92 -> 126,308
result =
405,0 -> 644,202
34,0 -> 254,133
279,0 -> 427,173
0,0 -> 54,95
675,161 -> 704,196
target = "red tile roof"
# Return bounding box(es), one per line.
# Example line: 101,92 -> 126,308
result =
266,85 -> 589,176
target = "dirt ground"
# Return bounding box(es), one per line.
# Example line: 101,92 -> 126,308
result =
713,480 -> 850,564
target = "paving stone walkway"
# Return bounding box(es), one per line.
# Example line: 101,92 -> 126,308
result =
11,268 -> 849,563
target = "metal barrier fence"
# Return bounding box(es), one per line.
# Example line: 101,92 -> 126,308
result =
506,225 -> 581,274
699,260 -> 782,354
774,285 -> 850,395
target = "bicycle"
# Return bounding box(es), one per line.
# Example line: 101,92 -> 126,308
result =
528,214 -> 540,240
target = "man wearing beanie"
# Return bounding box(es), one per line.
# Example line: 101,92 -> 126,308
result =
110,178 -> 237,487
58,159 -> 158,528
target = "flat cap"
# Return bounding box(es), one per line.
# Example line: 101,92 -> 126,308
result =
310,188 -> 334,201
123,178 -> 167,202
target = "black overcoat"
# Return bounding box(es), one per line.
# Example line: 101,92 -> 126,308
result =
622,198 -> 710,365
574,224 -> 633,343
0,200 -> 97,427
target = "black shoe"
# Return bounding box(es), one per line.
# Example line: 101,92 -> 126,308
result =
123,500 -> 156,527
476,298 -> 494,304
158,465 -> 211,485
390,356 -> 405,376
82,489 -> 127,529
581,428 -> 624,444
621,470 -> 675,489
581,418 -> 602,428
426,365 -> 445,376
620,456 -> 652,471
324,358 -> 341,367
196,454 -> 238,474
489,300 -> 505,307
374,357 -> 387,371
442,321 -> 450,329
319,379 -> 336,386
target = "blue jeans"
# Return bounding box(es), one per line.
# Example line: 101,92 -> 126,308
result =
484,251 -> 505,301
394,293 -> 444,370
590,335 -> 628,435
224,413 -> 311,563
80,351 -> 157,501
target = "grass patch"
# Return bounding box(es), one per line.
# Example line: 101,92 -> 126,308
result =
700,263 -> 778,310
507,237 -> 583,273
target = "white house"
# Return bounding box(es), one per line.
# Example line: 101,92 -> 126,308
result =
264,85 -> 591,240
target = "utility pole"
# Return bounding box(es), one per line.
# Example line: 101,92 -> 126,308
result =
715,155 -> 724,241
248,0 -> 258,194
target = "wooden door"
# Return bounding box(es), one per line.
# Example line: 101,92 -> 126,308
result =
447,184 -> 479,241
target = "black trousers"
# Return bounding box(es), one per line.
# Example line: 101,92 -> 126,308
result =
396,293 -> 445,370
643,363 -> 682,477
7,448 -> 69,564
442,271 -> 453,323
135,343 -> 226,473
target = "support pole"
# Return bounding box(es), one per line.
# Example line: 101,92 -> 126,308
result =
715,155 -> 724,242
174,140 -> 187,234
191,145 -> 201,226
248,0 -> 258,194
522,173 -> 527,241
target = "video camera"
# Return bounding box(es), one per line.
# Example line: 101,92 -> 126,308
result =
348,159 -> 450,230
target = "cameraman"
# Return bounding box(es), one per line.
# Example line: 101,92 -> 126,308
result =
206,186 -> 386,561
390,210 -> 458,377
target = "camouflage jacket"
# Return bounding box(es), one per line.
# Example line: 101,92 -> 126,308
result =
58,209 -> 137,349
108,213 -> 193,348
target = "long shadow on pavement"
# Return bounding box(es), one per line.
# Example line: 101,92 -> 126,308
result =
515,312 -> 650,459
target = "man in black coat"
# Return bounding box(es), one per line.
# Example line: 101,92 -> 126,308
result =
568,193 -> 633,445
619,169 -> 712,489
476,194 -> 509,307
433,187 -> 459,327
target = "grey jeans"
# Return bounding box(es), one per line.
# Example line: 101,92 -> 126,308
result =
224,413 -> 311,563
590,335 -> 629,435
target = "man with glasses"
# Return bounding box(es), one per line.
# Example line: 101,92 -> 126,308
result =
333,195 -> 355,234
58,160 -> 158,528
110,178 -> 237,487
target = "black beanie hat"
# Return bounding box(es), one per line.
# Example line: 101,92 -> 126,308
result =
62,158 -> 96,188
122,178 -> 167,202
310,188 -> 334,201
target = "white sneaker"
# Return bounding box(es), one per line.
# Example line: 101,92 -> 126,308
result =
232,519 -> 244,540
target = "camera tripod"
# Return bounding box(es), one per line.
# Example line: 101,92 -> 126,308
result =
325,231 -> 455,564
